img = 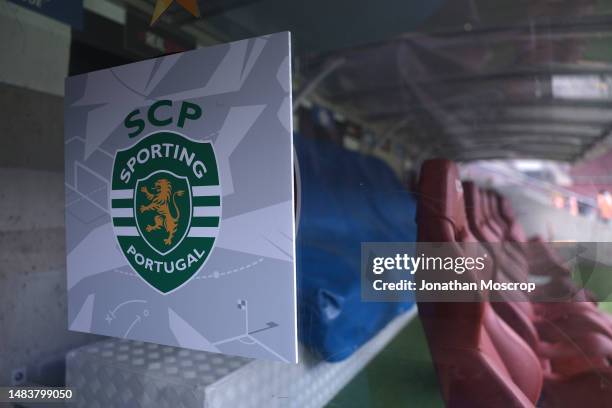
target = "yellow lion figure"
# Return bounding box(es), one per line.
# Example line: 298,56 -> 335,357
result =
139,178 -> 185,246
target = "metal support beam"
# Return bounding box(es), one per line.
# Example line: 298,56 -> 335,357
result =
375,118 -> 412,148
293,58 -> 345,112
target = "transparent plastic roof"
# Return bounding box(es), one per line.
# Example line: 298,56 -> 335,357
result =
295,0 -> 612,163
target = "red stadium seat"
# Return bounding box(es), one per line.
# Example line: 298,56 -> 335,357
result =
417,159 -> 612,407
462,183 -> 612,358
490,192 -> 568,279
417,159 -> 542,407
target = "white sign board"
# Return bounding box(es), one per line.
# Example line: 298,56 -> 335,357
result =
64,32 -> 297,363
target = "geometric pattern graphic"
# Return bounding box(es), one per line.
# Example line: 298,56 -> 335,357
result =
64,32 -> 297,363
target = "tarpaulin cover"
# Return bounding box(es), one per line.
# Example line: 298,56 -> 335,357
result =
295,133 -> 417,361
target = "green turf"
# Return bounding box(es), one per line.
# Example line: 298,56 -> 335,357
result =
325,317 -> 444,408
324,303 -> 612,407
600,302 -> 612,314
327,305 -> 612,407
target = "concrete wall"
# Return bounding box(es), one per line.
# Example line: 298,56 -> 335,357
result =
0,2 -> 70,96
0,0 -> 221,387
0,3 -> 98,387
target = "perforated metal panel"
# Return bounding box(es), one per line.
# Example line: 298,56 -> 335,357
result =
66,309 -> 416,408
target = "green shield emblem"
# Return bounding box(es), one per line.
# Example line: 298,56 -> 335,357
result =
111,131 -> 221,294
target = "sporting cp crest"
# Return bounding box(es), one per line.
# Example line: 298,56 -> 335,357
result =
110,131 -> 221,293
